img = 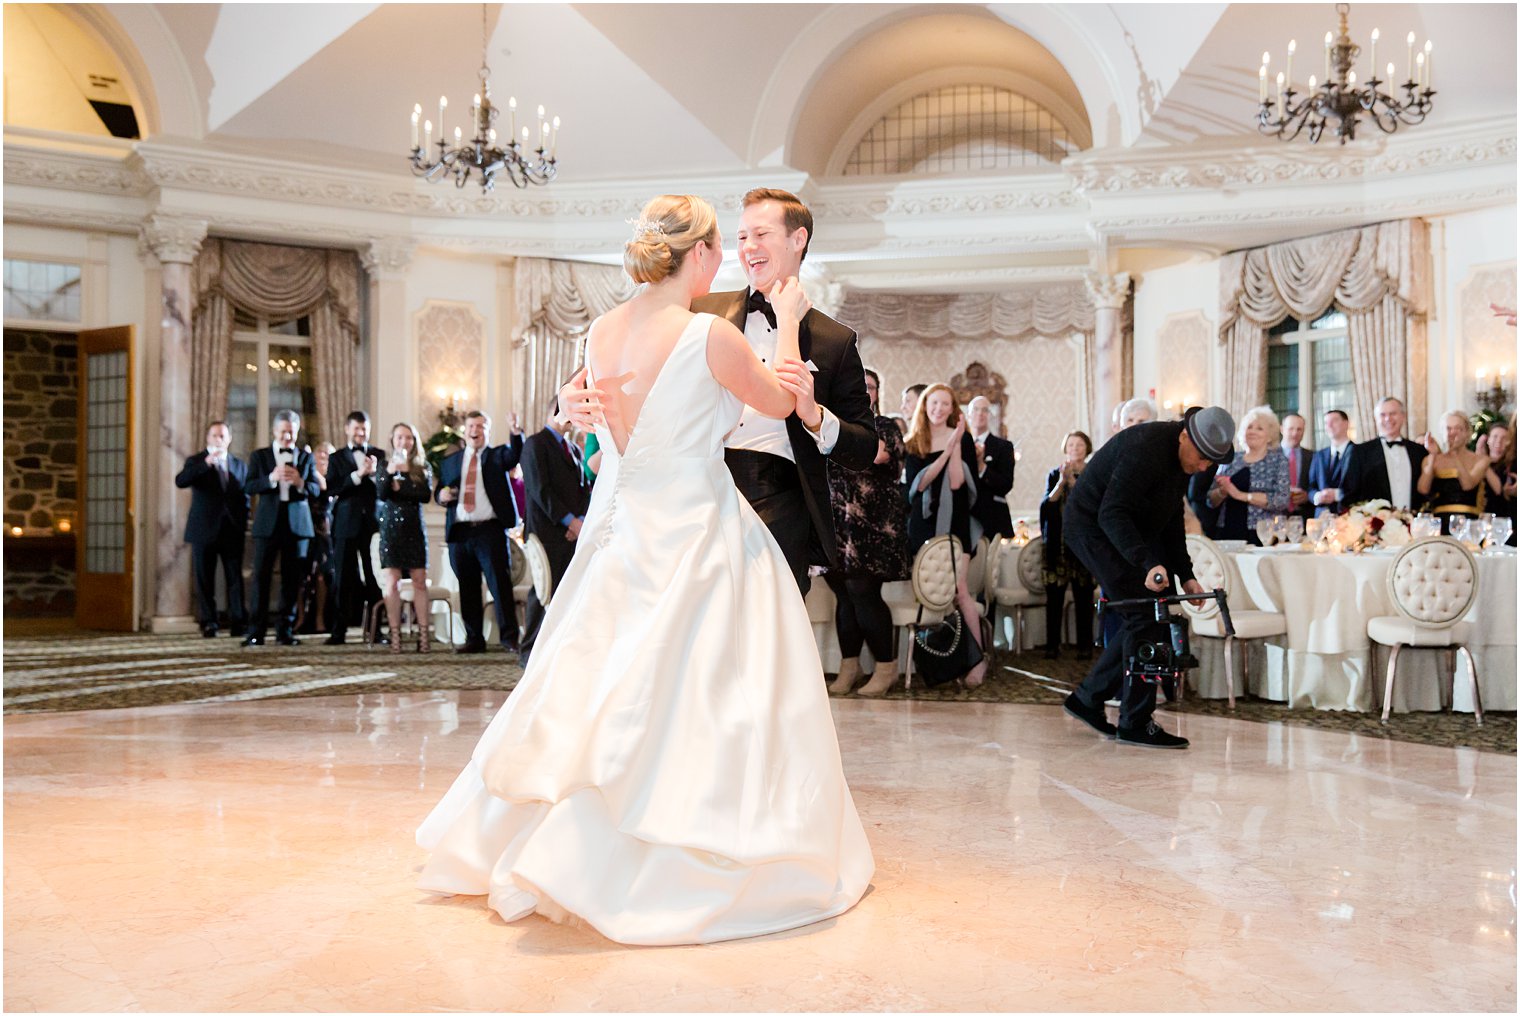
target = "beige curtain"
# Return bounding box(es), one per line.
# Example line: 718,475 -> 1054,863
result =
837,284 -> 1116,434
513,258 -> 636,417
191,239 -> 362,445
1219,219 -> 1430,434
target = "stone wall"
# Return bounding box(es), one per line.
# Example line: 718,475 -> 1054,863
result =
4,329 -> 78,615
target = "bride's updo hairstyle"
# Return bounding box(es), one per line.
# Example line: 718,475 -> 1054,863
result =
623,195 -> 719,285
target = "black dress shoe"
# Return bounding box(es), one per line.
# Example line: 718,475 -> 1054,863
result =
1117,721 -> 1189,749
276,632 -> 300,647
1063,693 -> 1116,738
455,641 -> 487,655
323,634 -> 346,646
201,624 -> 218,639
241,635 -> 264,647
501,638 -> 520,654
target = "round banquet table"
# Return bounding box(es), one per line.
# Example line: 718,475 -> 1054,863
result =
1189,544 -> 1516,713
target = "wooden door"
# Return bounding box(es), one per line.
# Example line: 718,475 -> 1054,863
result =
75,326 -> 135,630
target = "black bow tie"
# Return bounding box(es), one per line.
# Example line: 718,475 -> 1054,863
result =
351,445 -> 365,454
745,289 -> 776,330
1383,439 -> 1400,449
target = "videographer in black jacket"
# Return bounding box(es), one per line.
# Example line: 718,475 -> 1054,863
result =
1060,406 -> 1236,749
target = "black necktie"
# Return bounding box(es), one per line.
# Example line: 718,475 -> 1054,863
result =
745,289 -> 776,330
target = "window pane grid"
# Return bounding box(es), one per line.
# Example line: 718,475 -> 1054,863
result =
84,350 -> 128,574
843,84 -> 1077,176
4,259 -> 82,322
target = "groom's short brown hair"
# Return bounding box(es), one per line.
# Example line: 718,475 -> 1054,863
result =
742,188 -> 812,264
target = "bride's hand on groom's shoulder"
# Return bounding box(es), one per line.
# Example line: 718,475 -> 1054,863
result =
768,277 -> 811,325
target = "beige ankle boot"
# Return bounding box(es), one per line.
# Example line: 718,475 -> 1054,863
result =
828,658 -> 862,696
855,662 -> 898,698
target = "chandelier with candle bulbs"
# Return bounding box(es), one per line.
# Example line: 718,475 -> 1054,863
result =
1257,3 -> 1434,144
408,4 -> 559,192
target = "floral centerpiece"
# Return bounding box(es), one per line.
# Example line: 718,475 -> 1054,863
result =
1333,499 -> 1414,552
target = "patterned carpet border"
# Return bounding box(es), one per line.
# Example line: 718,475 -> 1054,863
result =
3,627 -> 1513,755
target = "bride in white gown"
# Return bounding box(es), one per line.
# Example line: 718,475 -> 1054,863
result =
415,194 -> 874,946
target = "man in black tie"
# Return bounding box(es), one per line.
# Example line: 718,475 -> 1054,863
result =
174,420 -> 249,637
436,410 -> 524,654
1339,397 -> 1428,510
966,395 -> 1015,540
243,410 -> 321,646
689,188 -> 877,595
324,410 -> 386,645
519,398 -> 591,664
1281,412 -> 1314,520
1309,408 -> 1354,516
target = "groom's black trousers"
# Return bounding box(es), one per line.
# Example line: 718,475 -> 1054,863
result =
724,448 -> 811,597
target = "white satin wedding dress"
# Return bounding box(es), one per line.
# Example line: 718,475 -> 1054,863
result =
416,311 -> 874,945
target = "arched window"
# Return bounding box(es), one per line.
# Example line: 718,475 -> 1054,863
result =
841,84 -> 1079,176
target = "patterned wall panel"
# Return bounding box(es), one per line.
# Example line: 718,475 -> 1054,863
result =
858,333 -> 1086,513
415,301 -> 485,436
1155,311 -> 1212,413
1459,262 -> 1517,408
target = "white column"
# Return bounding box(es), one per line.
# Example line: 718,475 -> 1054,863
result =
361,238 -> 415,427
142,214 -> 208,634
1085,270 -> 1131,436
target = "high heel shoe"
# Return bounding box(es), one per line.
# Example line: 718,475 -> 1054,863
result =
389,633 -> 403,655
827,659 -> 862,696
855,662 -> 898,697
418,625 -> 431,654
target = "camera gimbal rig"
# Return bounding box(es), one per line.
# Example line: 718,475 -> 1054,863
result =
1097,590 -> 1234,693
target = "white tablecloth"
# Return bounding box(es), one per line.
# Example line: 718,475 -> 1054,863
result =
1198,546 -> 1516,713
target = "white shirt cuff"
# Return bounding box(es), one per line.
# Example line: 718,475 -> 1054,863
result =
809,406 -> 840,454
350,469 -> 364,484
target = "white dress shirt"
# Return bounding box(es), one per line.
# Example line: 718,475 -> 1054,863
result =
1383,438 -> 1413,509
724,304 -> 839,462
453,443 -> 497,523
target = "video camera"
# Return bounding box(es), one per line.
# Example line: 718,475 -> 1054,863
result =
1097,590 -> 1234,687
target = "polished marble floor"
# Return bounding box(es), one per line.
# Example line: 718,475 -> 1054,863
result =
4,692 -> 1515,1012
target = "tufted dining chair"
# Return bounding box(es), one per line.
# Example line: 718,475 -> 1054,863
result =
1368,536 -> 1482,725
879,534 -> 962,690
522,533 -> 555,606
1181,534 -> 1287,708
989,536 -> 1046,654
482,532 -> 535,643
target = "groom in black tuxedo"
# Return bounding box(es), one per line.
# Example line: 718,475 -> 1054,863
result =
692,188 -> 877,594
1339,396 -> 1428,510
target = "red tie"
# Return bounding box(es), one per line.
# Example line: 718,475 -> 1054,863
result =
462,453 -> 478,512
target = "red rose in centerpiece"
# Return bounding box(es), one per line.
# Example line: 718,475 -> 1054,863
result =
1368,517 -> 1385,534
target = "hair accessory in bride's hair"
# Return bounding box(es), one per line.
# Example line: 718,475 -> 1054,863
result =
626,217 -> 668,241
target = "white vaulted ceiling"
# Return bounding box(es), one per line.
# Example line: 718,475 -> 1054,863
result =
3,2 -> 1514,288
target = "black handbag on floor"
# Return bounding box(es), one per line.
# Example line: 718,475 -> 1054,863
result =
910,546 -> 984,687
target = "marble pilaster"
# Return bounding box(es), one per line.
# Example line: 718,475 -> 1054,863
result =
1085,271 -> 1130,434
142,215 -> 208,633
361,238 -> 415,436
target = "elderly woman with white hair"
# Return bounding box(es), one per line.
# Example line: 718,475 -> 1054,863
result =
1118,397 -> 1158,430
1205,405 -> 1292,544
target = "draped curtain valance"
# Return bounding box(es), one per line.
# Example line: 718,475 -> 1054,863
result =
191,239 -> 362,445
835,286 -> 1097,342
1218,218 -> 1430,435
513,258 -> 636,416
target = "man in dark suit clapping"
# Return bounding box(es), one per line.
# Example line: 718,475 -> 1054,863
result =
243,410 -> 321,646
324,410 -> 386,645
436,409 -> 524,654
174,420 -> 249,637
1308,408 -> 1354,516
519,398 -> 591,665
967,395 -> 1015,540
1339,397 -> 1428,510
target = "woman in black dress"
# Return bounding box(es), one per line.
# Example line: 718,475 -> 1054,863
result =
378,422 -> 434,652
825,368 -> 911,698
903,383 -> 987,686
1481,417 -> 1516,544
1418,410 -> 1491,535
1039,430 -> 1096,660
295,442 -> 336,634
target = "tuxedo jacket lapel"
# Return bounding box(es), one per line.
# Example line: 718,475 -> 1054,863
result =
721,290 -> 747,332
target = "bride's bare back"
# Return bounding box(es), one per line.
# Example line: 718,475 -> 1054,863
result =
585,299 -> 798,456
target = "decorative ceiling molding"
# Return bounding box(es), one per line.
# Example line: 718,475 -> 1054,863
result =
1067,117 -> 1517,194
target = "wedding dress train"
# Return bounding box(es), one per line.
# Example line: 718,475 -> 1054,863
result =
416,312 -> 873,945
